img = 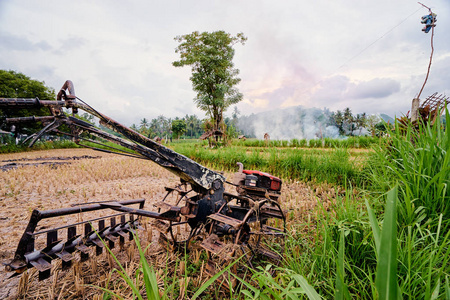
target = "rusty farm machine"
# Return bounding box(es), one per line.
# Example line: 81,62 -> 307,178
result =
0,80 -> 286,287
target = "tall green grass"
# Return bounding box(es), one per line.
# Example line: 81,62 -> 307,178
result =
367,110 -> 450,225
173,145 -> 364,187
0,139 -> 79,153
232,136 -> 379,149
236,109 -> 450,298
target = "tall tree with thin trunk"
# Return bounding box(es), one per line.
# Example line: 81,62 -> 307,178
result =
173,31 -> 247,133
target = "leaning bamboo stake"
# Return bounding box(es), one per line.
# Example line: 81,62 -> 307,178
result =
413,2 -> 436,122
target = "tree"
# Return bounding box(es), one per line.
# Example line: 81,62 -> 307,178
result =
130,124 -> 138,131
0,70 -> 56,133
140,118 -> 149,131
138,118 -> 150,136
332,110 -> 345,135
171,119 -> 186,139
173,31 -> 247,133
343,107 -> 354,135
355,113 -> 367,135
366,114 -> 382,137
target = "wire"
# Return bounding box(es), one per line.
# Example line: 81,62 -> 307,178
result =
296,6 -> 423,97
334,7 -> 423,73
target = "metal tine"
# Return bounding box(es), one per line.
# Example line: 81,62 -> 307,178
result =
128,215 -> 136,241
61,226 -> 78,270
47,230 -> 58,248
78,223 -> 91,262
34,229 -> 56,281
94,220 -> 105,256
119,215 -> 126,245
56,250 -> 73,270
31,258 -> 52,281
106,217 -> 117,249
68,226 -> 77,240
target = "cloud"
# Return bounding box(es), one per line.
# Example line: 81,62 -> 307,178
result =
348,78 -> 401,99
0,31 -> 52,52
1,0 -> 450,125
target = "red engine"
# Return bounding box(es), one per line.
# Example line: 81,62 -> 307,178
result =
233,162 -> 282,201
242,170 -> 282,192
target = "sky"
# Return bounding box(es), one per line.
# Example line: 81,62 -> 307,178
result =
1,0 -> 449,126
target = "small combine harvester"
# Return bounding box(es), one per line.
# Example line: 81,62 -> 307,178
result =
0,80 -> 286,288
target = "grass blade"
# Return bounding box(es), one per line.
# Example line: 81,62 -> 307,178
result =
292,274 -> 322,300
375,186 -> 399,299
335,229 -> 345,300
445,276 -> 450,300
191,256 -> 242,300
365,198 -> 381,253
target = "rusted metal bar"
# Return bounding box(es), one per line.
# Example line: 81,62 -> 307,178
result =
0,94 -> 225,191
5,116 -> 56,123
57,80 -> 76,100
99,202 -> 181,222
0,98 -> 65,107
75,102 -> 225,191
6,199 -> 145,273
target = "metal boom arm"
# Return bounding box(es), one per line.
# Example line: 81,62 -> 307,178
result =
0,81 -> 224,191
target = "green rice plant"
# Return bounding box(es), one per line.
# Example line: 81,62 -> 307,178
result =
335,229 -> 350,300
174,144 -> 363,187
0,139 -> 79,153
250,184 -> 450,299
233,264 -> 322,300
276,188 -> 375,298
367,109 -> 450,226
91,230 -> 241,299
366,186 -> 450,299
322,138 -> 333,148
308,139 -> 322,148
374,186 -> 400,299
299,139 -> 307,147
357,136 -> 376,148
91,232 -> 170,300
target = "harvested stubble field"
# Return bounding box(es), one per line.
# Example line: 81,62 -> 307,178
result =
0,148 -> 338,299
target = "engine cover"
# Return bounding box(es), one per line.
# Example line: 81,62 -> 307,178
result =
242,170 -> 282,192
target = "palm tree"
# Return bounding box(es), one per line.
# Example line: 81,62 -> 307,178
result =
185,115 -> 197,138
140,118 -> 149,131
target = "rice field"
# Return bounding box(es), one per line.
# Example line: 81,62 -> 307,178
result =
0,112 -> 448,299
0,148 -> 332,299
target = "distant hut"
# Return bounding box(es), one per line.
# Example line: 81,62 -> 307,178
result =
200,129 -> 224,147
264,132 -> 270,146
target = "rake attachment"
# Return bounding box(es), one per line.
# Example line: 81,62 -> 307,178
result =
1,80 -> 287,291
4,199 -> 146,280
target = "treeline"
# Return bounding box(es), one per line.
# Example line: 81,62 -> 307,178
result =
237,106 -> 389,139
129,114 -> 240,140
130,106 -> 390,141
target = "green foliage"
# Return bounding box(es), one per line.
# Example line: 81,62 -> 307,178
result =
374,187 -> 399,300
171,119 -> 186,139
0,70 -> 56,134
239,111 -> 450,299
173,31 -> 246,130
231,137 -> 379,149
0,70 -> 55,99
173,144 -> 363,187
0,139 -> 78,153
368,110 -> 450,224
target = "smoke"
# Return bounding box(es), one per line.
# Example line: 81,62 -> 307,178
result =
237,106 -> 340,140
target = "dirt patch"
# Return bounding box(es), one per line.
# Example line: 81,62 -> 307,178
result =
0,148 -> 333,299
0,155 -> 102,171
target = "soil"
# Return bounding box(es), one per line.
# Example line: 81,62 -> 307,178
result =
0,148 -> 334,299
